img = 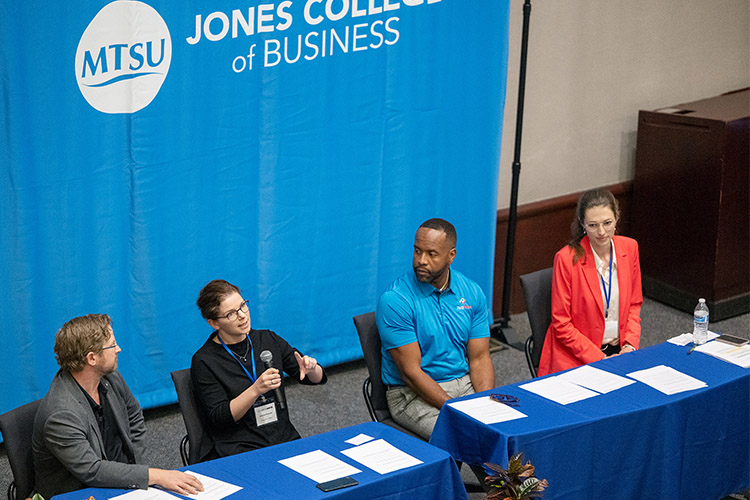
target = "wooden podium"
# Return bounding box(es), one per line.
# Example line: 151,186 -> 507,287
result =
632,88 -> 749,320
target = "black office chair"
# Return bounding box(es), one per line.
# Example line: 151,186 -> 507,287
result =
0,399 -> 42,500
170,369 -> 215,466
519,267 -> 554,378
353,312 -> 422,440
353,312 -> 488,493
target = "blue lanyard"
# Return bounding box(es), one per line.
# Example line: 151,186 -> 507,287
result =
217,333 -> 257,383
599,246 -> 613,319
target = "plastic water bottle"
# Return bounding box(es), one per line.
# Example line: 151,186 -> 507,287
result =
693,298 -> 709,345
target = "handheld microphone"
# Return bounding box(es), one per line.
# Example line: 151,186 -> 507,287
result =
259,350 -> 286,410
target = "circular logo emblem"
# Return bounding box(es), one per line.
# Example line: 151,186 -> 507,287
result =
75,1 -> 172,114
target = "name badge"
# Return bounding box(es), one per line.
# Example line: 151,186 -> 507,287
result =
603,319 -> 618,344
253,398 -> 278,427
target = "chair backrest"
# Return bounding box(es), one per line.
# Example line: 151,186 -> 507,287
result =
0,398 -> 42,500
170,369 -> 214,466
352,312 -> 392,423
519,267 -> 553,378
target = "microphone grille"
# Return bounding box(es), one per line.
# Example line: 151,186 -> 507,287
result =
259,350 -> 273,363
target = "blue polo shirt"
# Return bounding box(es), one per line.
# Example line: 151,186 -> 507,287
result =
376,269 -> 490,386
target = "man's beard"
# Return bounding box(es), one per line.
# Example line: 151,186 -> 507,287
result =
413,265 -> 447,286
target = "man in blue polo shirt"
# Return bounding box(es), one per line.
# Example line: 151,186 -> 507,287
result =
376,218 -> 495,439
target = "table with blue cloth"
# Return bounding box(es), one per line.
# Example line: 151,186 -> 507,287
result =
52,421 -> 468,500
429,341 -> 750,500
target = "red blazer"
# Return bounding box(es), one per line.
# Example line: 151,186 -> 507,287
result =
538,235 -> 643,376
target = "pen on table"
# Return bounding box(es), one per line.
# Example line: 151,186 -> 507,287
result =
687,343 -> 696,355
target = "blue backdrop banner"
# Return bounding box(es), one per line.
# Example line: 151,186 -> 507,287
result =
0,0 -> 509,413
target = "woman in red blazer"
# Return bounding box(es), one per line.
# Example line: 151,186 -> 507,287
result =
538,189 -> 643,376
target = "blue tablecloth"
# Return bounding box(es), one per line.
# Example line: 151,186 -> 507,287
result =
430,341 -> 750,500
53,421 -> 468,500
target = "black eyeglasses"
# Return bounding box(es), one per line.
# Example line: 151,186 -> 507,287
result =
490,393 -> 520,407
217,300 -> 250,322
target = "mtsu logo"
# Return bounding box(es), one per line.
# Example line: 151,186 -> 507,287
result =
75,0 -> 172,114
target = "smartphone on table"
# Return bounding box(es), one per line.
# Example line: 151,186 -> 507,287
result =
316,476 -> 358,492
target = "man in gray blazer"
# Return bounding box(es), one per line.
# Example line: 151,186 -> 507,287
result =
32,314 -> 203,499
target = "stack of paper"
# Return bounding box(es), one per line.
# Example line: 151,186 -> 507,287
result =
278,449 -> 362,483
518,366 -> 634,405
626,365 -> 707,395
556,365 -> 635,393
447,396 -> 527,424
182,472 -> 242,500
341,439 -> 423,474
109,472 -> 242,500
694,341 -> 750,368
519,377 -> 598,405
279,438 -> 423,483
667,331 -> 720,346
111,490 -> 178,500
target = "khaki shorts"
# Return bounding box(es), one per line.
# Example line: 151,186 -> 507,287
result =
385,374 -> 474,440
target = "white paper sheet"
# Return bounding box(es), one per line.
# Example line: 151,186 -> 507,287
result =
345,433 -> 374,446
181,471 -> 242,500
556,365 -> 635,394
278,449 -> 361,483
110,489 -> 178,500
667,331 -> 720,346
341,439 -> 423,475
694,341 -> 750,368
519,377 -> 599,404
447,396 -> 527,424
667,333 -> 694,346
626,365 -> 707,395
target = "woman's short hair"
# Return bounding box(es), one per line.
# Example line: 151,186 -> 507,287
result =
196,279 -> 241,320
569,188 -> 620,263
54,314 -> 112,372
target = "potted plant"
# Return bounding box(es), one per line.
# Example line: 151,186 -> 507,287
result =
484,452 -> 548,500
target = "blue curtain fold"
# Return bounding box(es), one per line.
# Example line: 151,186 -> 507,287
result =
0,0 -> 510,413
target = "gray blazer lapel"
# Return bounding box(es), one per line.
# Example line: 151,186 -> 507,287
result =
101,375 -> 138,462
59,371 -> 106,457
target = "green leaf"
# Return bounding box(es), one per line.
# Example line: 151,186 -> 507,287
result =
484,454 -> 548,499
517,478 -> 540,498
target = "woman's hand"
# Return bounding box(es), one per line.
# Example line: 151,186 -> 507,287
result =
295,351 -> 317,380
606,344 -> 635,358
254,367 -> 282,395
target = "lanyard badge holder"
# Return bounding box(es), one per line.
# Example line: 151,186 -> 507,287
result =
599,249 -> 613,320
599,249 -> 618,342
218,334 -> 279,427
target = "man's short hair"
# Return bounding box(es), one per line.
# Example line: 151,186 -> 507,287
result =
54,314 -> 112,372
196,279 -> 241,320
418,218 -> 457,247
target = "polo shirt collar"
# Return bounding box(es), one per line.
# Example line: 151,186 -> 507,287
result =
412,269 -> 453,297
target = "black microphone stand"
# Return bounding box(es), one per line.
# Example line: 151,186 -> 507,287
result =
491,0 -> 532,349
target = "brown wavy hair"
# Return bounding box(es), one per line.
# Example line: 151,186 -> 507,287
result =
54,314 -> 112,372
569,189 -> 619,264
